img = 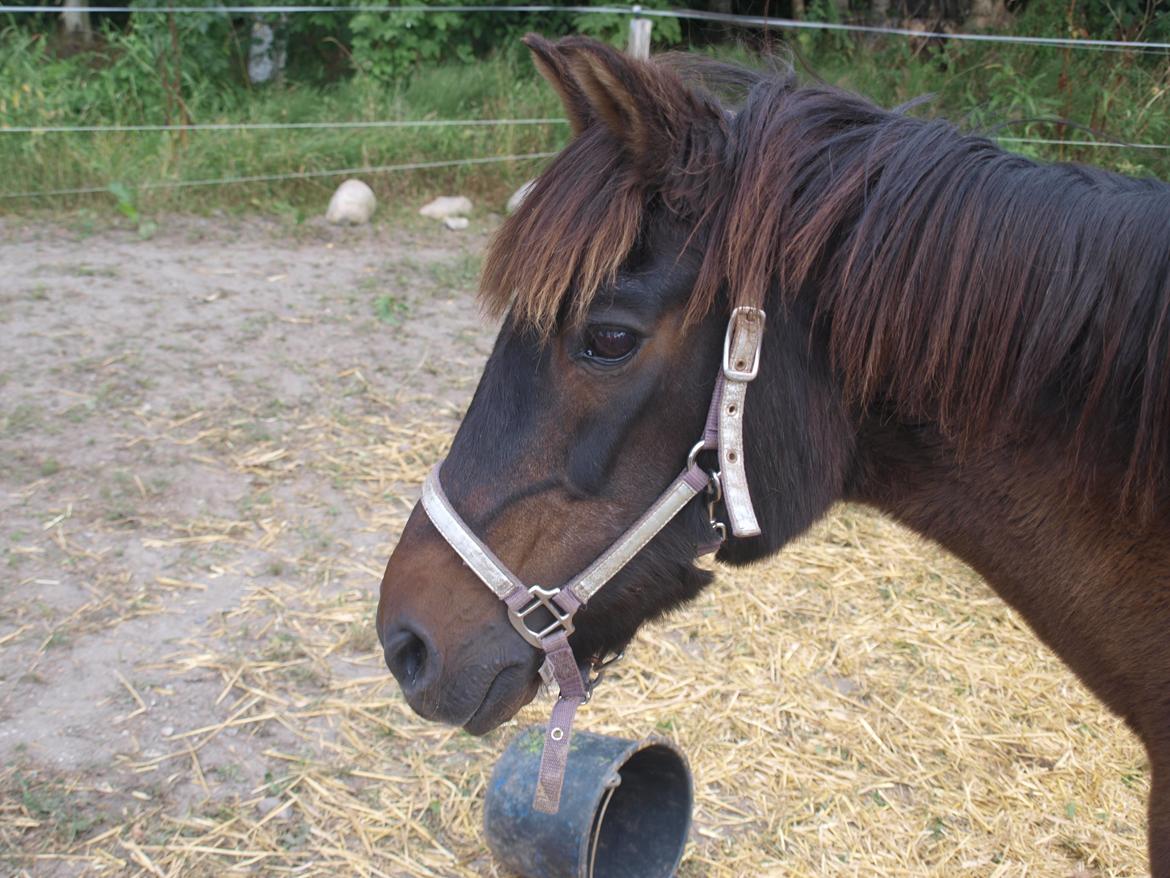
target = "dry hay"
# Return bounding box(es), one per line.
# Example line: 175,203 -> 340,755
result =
1,409 -> 1149,877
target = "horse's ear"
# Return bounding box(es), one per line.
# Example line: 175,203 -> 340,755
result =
522,33 -> 594,135
524,35 -> 724,185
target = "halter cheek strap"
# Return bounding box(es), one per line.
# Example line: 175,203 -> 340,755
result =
418,306 -> 766,813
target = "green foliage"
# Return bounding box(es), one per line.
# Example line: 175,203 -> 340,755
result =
0,39 -> 567,212
107,182 -> 158,238
349,0 -> 574,81
350,2 -> 473,81
0,0 -> 1168,214
1070,0 -> 1170,42
572,1 -> 682,48
796,0 -> 853,55
373,294 -> 410,324
800,32 -> 1170,180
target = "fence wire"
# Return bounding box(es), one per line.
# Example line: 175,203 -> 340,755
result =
2,4 -> 1168,52
2,3 -> 1167,200
1000,136 -> 1170,151
0,118 -> 569,135
0,151 -> 557,200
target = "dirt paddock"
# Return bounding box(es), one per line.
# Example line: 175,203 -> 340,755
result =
0,216 -> 1149,876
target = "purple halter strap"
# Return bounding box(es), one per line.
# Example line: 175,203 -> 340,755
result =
419,306 -> 765,812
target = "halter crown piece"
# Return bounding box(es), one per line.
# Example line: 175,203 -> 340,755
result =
421,307 -> 766,813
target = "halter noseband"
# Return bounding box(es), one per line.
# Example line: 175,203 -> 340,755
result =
419,306 -> 766,812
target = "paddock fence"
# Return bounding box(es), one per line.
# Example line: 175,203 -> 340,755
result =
1,2 -> 1168,204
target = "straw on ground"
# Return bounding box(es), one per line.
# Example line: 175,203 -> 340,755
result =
0,216 -> 1147,877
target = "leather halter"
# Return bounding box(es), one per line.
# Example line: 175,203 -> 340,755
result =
420,306 -> 766,812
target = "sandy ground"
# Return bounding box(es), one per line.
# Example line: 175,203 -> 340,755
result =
0,214 -> 493,872
0,215 -> 1151,877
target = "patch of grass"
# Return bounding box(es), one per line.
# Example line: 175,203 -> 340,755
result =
13,772 -> 104,844
43,630 -> 71,649
428,252 -> 482,293
67,263 -> 119,278
261,631 -> 304,662
211,763 -> 245,783
0,47 -> 564,215
3,403 -> 41,435
2,22 -> 1168,220
373,294 -> 410,325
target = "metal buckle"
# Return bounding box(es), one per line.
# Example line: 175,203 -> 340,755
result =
705,470 -> 727,543
722,306 -> 766,381
688,443 -> 728,544
508,584 -> 575,649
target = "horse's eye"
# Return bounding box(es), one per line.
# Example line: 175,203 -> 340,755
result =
582,327 -> 638,363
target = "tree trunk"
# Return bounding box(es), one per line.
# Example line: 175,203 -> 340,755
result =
61,0 -> 92,44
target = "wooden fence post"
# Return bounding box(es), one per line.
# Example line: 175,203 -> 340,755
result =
628,7 -> 653,60
61,0 -> 92,44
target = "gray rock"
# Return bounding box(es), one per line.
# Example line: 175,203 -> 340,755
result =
419,195 -> 472,220
326,179 -> 377,225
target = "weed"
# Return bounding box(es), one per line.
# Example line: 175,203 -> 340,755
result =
43,630 -> 70,649
373,294 -> 410,324
3,403 -> 41,434
69,263 -> 119,278
212,763 -> 245,783
429,252 -> 481,292
14,772 -> 102,844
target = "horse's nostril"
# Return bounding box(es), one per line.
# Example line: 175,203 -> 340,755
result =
401,636 -> 426,683
383,625 -> 438,695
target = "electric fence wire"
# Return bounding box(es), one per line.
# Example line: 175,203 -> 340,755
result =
2,4 -> 1167,198
0,151 -> 558,199
2,3 -> 1169,52
999,136 -> 1170,151
2,119 -> 1164,153
0,117 -> 569,134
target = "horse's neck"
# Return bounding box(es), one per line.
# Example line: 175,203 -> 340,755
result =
845,419 -> 1170,729
849,421 -> 1140,584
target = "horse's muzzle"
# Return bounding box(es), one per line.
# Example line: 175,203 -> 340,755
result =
380,614 -> 541,733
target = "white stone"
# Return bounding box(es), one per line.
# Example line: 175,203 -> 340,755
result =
443,216 -> 469,231
506,179 -> 536,214
325,179 -> 377,225
419,196 -> 472,220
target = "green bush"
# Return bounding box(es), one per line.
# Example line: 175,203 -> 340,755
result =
347,0 -> 681,82
0,0 -> 1166,213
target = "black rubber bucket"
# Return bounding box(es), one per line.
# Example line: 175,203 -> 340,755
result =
484,725 -> 693,878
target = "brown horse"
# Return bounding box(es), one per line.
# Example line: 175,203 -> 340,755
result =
378,35 -> 1170,871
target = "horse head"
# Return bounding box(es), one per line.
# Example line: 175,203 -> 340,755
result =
376,35 -> 854,734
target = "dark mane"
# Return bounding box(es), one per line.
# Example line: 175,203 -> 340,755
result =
480,123 -> 648,332
482,54 -> 1170,516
